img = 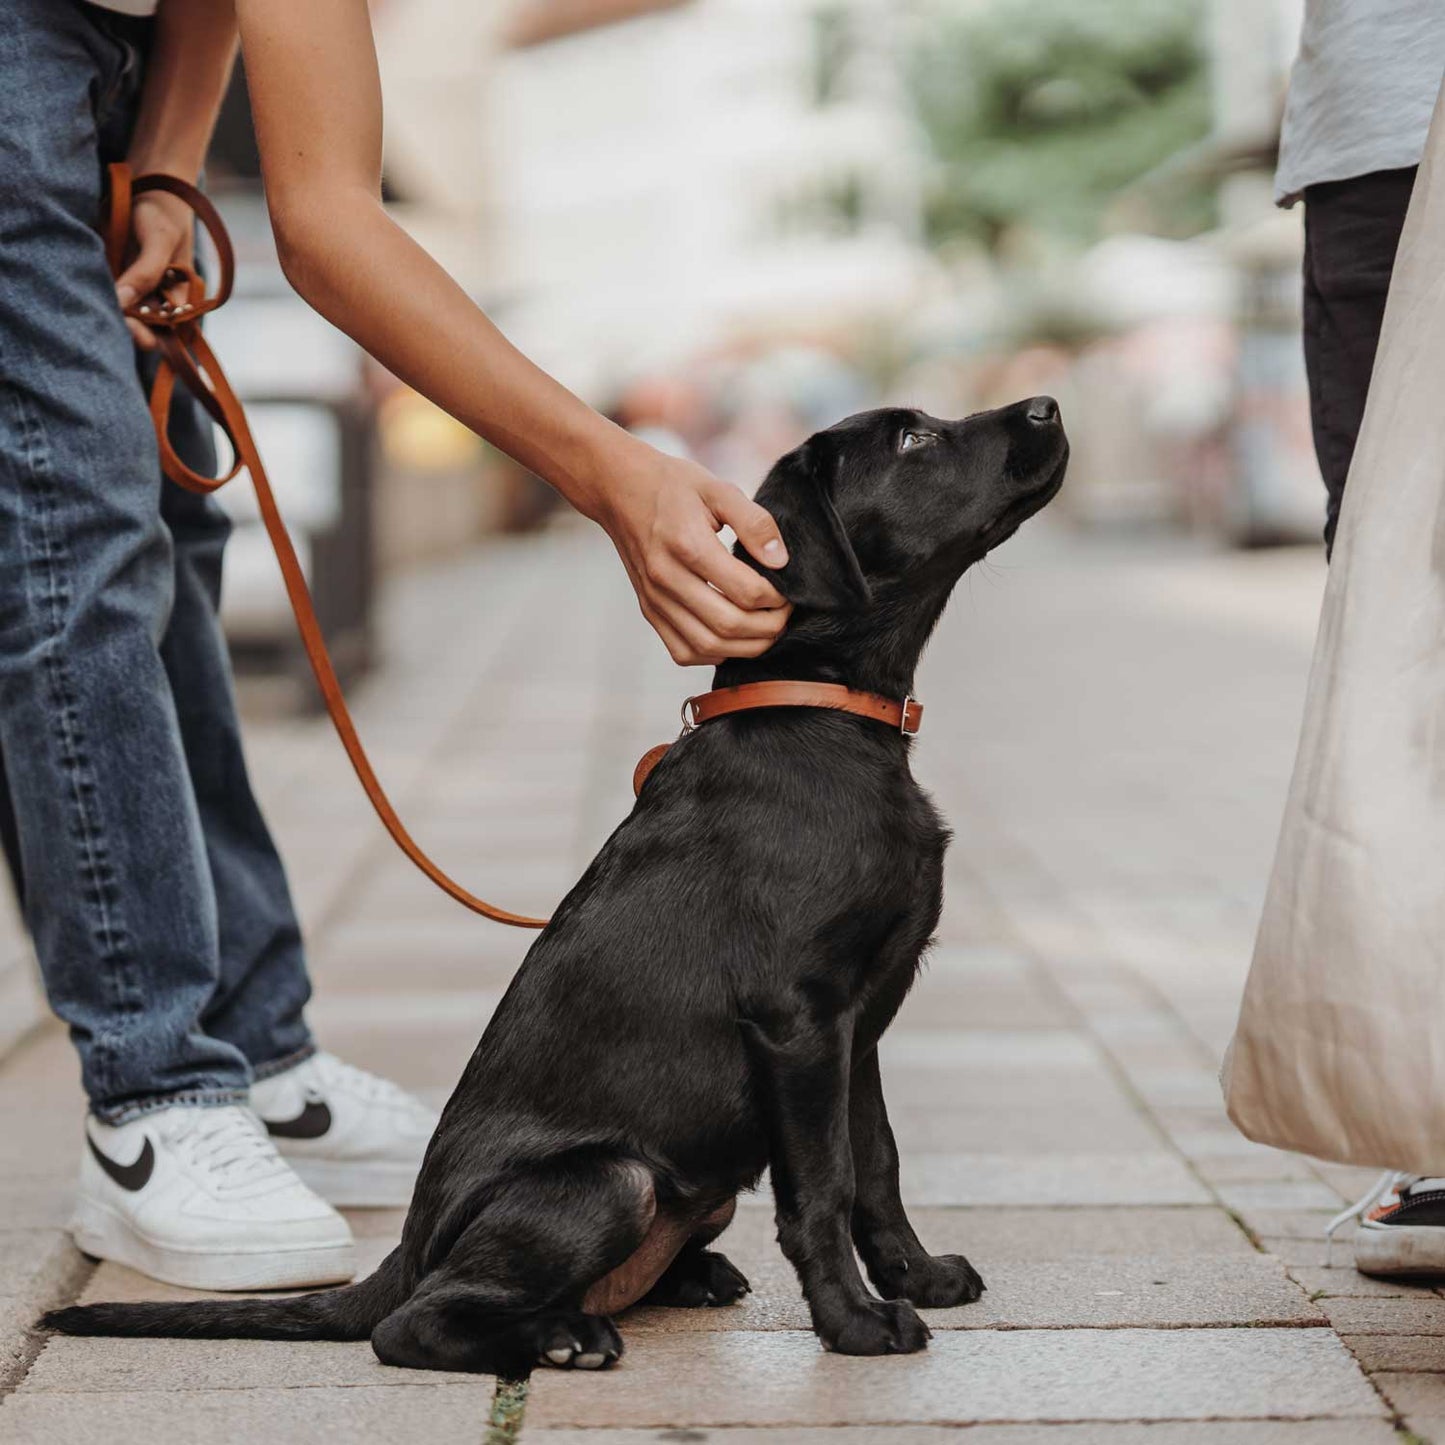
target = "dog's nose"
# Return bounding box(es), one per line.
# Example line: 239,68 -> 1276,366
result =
1026,396 -> 1059,426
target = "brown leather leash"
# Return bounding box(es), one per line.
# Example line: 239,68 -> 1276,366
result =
103,166 -> 926,929
104,164 -> 550,928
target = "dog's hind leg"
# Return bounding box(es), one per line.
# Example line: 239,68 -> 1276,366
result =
638,1197 -> 750,1308
371,1153 -> 654,1375
849,1046 -> 984,1307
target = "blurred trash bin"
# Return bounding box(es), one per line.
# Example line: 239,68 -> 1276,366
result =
203,259 -> 377,709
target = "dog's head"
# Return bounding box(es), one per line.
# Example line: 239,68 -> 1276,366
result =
750,398 -> 1067,614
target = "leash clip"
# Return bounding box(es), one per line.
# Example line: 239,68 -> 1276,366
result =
680,695 -> 700,733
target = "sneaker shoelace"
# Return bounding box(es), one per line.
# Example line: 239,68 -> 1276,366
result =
159,1107 -> 294,1190
305,1051 -> 423,1110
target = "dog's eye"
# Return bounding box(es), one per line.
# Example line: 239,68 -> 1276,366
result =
899,429 -> 938,453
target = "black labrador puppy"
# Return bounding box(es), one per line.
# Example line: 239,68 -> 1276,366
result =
45,397 -> 1068,1373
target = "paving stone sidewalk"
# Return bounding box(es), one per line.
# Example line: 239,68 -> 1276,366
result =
0,517 -> 1437,1443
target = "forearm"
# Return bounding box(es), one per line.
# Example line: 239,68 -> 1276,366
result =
272,191 -> 625,519
233,0 -> 790,666
128,0 -> 239,180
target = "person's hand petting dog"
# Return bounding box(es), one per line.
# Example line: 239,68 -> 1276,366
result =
593,442 -> 791,666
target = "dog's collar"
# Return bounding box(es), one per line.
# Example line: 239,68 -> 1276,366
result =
633,683 -> 921,797
682,682 -> 923,736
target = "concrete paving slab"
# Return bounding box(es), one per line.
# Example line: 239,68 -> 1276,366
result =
1372,1370 -> 1445,1416
1230,1210 -> 1337,1242
523,1428 -> 1402,1445
0,1383 -> 497,1445
1258,1236 -> 1333,1267
299,1007 -> 493,1092
1290,1266 -> 1440,1300
878,1030 -> 1103,1071
891,976 -> 1073,1031
623,1254 -> 1321,1334
524,1328 -> 1383,1428
886,1102 -> 1164,1154
1191,1155 -> 1321,1186
1343,1333 -> 1445,1373
1323,1297 -> 1445,1335
1215,1182 -> 1345,1213
895,1153 -> 1211,1207
19,1335 -> 473,1393
718,1202 -> 1252,1265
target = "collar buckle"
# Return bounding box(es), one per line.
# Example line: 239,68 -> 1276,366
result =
900,696 -> 922,735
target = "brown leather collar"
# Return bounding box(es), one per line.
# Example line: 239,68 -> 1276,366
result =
634,683 -> 921,796
684,682 -> 922,735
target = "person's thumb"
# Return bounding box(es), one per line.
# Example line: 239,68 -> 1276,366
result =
114,227 -> 175,312
707,481 -> 788,570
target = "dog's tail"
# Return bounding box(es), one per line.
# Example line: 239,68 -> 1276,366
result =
40,1246 -> 408,1341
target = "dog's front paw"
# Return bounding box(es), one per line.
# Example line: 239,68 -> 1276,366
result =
823,1299 -> 930,1356
887,1253 -> 985,1309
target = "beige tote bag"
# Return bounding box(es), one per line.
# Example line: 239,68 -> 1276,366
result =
1224,82 -> 1445,1173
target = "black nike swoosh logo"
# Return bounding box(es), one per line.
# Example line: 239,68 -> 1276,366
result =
264,1099 -> 332,1140
88,1133 -> 155,1192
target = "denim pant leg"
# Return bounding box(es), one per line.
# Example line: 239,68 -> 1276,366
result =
0,0 -> 284,1119
153,386 -> 313,1077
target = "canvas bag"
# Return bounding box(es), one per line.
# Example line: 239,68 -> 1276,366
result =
1224,80 -> 1445,1173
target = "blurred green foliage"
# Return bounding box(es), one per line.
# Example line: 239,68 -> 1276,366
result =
911,0 -> 1215,249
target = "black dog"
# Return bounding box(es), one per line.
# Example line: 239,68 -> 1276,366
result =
44,398 -> 1068,1373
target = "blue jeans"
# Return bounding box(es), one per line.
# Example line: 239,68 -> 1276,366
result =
0,0 -> 315,1122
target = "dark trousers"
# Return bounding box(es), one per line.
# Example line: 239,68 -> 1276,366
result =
1302,166 -> 1417,557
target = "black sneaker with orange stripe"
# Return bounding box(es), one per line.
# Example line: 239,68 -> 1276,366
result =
1331,1172 -> 1445,1277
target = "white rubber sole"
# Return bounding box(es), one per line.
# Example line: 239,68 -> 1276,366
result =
1354,1222 -> 1445,1277
282,1155 -> 419,1209
71,1196 -> 357,1292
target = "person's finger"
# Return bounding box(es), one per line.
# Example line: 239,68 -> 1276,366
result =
654,563 -> 789,645
645,586 -> 732,666
115,226 -> 179,316
124,317 -> 157,351
646,608 -> 712,668
704,481 -> 788,571
691,536 -> 790,612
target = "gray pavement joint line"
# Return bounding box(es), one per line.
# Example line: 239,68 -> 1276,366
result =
0,1245 -> 94,1400
978,879 -> 1414,1426
975,867 -> 1277,1246
305,543 -> 557,943
1337,1335 -> 1438,1440
1025,902 -> 1360,1224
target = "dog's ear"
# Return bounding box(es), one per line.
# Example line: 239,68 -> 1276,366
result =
749,437 -> 870,611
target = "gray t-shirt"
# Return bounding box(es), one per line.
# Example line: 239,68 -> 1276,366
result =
1276,1 -> 1445,206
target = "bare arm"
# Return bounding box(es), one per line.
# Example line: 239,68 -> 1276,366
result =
226,0 -> 791,664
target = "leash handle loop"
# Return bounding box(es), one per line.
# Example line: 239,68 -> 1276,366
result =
104,164 -> 548,930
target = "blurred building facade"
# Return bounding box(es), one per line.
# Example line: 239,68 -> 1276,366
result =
379,0 -> 934,401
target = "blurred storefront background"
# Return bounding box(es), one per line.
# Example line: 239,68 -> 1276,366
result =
201,0 -> 1318,698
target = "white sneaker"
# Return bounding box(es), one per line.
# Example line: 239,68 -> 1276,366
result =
72,1105 -> 356,1291
250,1051 -> 439,1208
